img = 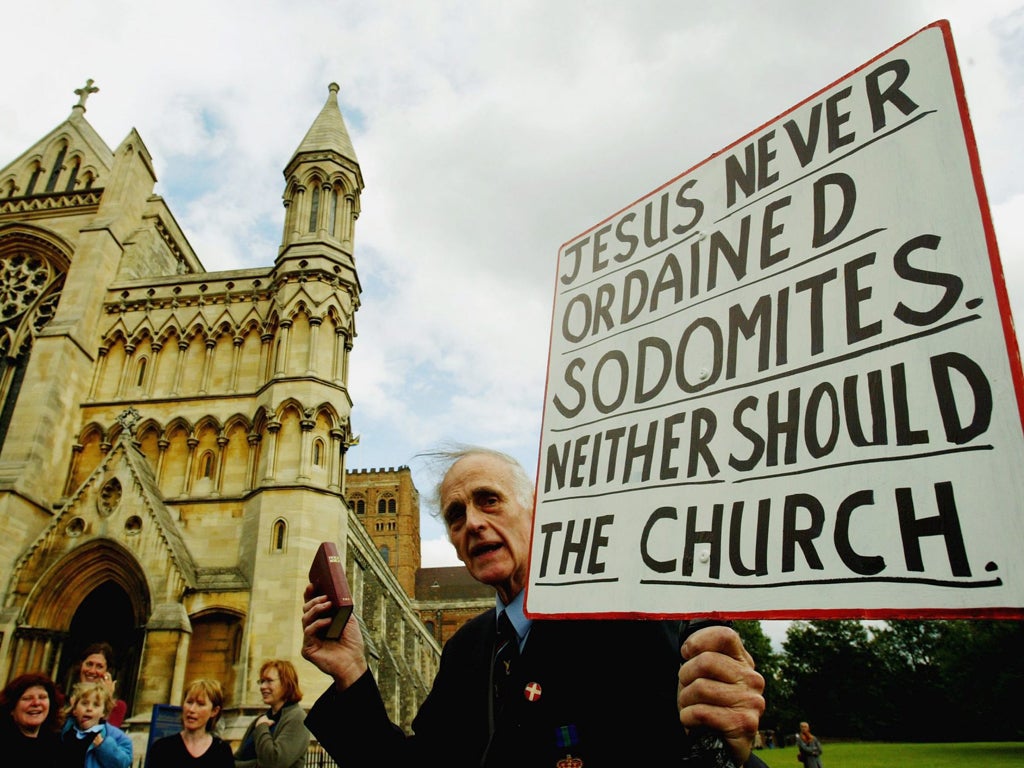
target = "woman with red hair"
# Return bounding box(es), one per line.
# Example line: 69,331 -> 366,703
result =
1,672 -> 65,767
234,660 -> 309,768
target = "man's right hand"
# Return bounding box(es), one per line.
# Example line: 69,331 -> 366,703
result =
301,585 -> 369,689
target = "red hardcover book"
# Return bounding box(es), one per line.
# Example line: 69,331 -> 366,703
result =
308,541 -> 354,639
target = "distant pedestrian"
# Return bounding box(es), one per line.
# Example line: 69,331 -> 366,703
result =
797,721 -> 823,768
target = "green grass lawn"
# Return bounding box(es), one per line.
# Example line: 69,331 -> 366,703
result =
753,742 -> 1024,768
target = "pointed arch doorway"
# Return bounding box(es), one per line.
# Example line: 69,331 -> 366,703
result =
57,581 -> 144,713
13,540 -> 151,719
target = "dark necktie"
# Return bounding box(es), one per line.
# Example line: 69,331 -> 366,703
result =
492,611 -> 519,709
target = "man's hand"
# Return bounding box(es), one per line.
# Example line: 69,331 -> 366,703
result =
678,625 -> 765,765
301,584 -> 369,689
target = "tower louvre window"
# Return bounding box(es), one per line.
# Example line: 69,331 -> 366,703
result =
328,188 -> 338,237
309,186 -> 320,232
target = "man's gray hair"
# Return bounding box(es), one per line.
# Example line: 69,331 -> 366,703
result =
418,443 -> 535,516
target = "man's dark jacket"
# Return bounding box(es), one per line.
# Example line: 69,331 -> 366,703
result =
306,610 -> 688,766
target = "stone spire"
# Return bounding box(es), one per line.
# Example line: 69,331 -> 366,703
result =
288,82 -> 359,171
280,83 -> 364,255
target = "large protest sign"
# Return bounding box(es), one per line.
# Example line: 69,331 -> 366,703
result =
525,21 -> 1024,620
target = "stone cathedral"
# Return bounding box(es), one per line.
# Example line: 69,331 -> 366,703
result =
0,81 -> 457,742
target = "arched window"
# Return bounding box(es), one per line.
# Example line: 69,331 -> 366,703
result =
387,498 -> 397,514
45,143 -> 68,193
65,157 -> 81,191
272,519 -> 287,551
355,499 -> 365,514
313,438 -> 324,466
200,451 -> 214,478
136,357 -> 148,387
377,498 -> 386,514
309,186 -> 320,232
328,187 -> 338,237
25,163 -> 42,196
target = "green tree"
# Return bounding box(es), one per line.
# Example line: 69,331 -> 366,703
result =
776,619 -> 1024,741
780,620 -> 883,738
933,620 -> 1024,740
870,620 -> 946,739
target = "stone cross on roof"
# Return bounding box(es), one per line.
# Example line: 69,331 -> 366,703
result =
73,78 -> 99,111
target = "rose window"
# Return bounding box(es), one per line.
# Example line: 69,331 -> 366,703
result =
0,251 -> 51,321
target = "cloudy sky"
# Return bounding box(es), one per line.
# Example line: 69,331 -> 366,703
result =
4,2 -> 1022,643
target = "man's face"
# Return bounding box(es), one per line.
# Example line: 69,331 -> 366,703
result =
441,454 -> 532,604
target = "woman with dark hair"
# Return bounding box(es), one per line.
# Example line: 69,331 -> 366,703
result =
73,642 -> 127,728
1,672 -> 65,767
147,679 -> 233,767
234,660 -> 308,768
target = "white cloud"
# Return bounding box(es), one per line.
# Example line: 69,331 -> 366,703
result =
420,536 -> 462,568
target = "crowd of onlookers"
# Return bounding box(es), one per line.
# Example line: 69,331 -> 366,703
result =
0,643 -> 312,768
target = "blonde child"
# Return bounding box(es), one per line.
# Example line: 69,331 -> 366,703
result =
59,681 -> 132,768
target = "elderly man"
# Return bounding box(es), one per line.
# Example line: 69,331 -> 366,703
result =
302,446 -> 766,767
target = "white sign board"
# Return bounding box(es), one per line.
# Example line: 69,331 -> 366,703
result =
526,21 -> 1024,621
